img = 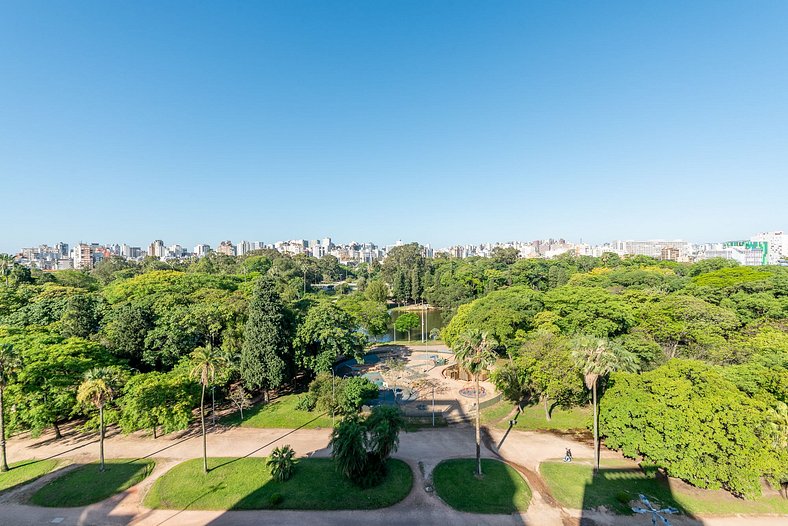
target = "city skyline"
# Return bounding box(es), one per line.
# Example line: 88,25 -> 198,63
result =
3,2 -> 788,251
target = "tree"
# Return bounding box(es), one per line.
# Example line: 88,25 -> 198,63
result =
118,369 -> 199,437
330,406 -> 404,487
190,345 -> 225,473
294,302 -> 366,374
600,360 -> 781,498
570,335 -> 638,474
77,366 -> 125,472
227,383 -> 252,421
268,444 -> 296,481
240,278 -> 291,401
453,330 -> 499,476
0,343 -> 21,471
394,312 -> 419,342
364,280 -> 389,304
0,254 -> 15,288
59,294 -> 102,339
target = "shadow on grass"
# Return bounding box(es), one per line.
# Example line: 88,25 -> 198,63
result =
570,464 -> 701,525
29,459 -> 155,508
210,412 -> 332,471
432,458 -> 529,517
0,459 -> 62,495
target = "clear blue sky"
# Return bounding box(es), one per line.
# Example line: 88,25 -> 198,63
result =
2,1 -> 787,252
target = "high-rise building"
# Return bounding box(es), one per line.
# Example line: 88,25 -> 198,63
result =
194,244 -> 211,257
148,240 -> 165,259
751,231 -> 787,264
73,243 -> 92,270
217,240 -> 236,256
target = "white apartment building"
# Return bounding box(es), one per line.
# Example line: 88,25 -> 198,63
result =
614,240 -> 691,261
751,231 -> 787,264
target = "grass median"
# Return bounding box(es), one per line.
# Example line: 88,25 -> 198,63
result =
540,459 -> 788,515
222,394 -> 333,429
30,459 -> 155,507
0,459 -> 60,493
432,458 -> 531,514
145,457 -> 413,510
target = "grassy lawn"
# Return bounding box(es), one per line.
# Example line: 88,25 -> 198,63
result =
540,460 -> 788,515
0,459 -> 60,493
145,457 -> 413,510
508,404 -> 591,432
30,459 -> 155,507
222,394 -> 334,429
480,401 -> 515,425
433,458 -> 531,514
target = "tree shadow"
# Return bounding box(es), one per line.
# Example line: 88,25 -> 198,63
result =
577,464 -> 702,525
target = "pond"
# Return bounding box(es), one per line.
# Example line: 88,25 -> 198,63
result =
374,306 -> 446,343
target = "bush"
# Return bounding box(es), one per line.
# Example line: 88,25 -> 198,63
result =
267,445 -> 296,482
330,406 -> 405,488
268,493 -> 284,506
295,393 -> 316,412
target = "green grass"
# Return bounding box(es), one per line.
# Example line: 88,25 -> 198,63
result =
433,458 -> 531,514
480,401 -> 516,425
30,459 -> 155,507
540,460 -> 788,515
508,404 -> 591,432
223,394 -> 334,429
145,457 -> 413,510
0,459 -> 60,493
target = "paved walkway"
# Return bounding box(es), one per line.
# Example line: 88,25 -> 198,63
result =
1,423 -> 785,526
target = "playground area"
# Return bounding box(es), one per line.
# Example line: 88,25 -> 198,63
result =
333,344 -> 500,422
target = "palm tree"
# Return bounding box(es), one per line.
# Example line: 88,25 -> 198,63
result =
570,335 -> 638,474
190,344 -> 225,473
453,329 -> 499,477
0,343 -> 21,472
77,366 -> 124,472
0,254 -> 15,287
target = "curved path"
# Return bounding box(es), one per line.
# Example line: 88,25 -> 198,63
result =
1,423 -> 784,526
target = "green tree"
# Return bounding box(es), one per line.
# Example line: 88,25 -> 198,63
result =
102,303 -> 154,365
394,312 -> 419,341
118,369 -> 199,437
59,293 -> 102,339
570,335 -> 638,474
453,330 -> 498,476
0,254 -> 15,288
76,366 -> 126,472
190,345 -> 225,473
364,280 -> 389,304
0,343 -> 21,471
240,278 -> 292,401
600,360 -> 781,498
330,406 -> 404,487
294,302 -> 366,374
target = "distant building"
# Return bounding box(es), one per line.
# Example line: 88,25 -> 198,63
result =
148,240 -> 165,259
614,240 -> 690,262
750,231 -> 786,265
73,243 -> 92,270
217,240 -> 236,256
194,244 -> 212,257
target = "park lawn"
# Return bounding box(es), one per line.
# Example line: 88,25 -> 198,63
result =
30,459 -> 155,507
0,459 -> 60,493
144,457 -> 413,510
433,458 -> 531,514
224,394 -> 334,429
509,404 -> 591,432
540,460 -> 788,516
480,401 -> 515,425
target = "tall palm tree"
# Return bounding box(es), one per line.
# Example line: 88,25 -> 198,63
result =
0,343 -> 21,472
570,335 -> 638,474
190,344 -> 225,473
0,254 -> 15,288
453,329 -> 499,477
77,366 -> 124,472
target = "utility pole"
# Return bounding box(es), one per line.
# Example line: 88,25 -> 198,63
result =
432,386 -> 435,427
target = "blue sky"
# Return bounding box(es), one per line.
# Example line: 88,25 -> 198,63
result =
2,1 -> 787,252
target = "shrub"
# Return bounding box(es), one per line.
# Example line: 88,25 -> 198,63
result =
267,445 -> 296,482
268,493 -> 283,507
295,392 -> 316,412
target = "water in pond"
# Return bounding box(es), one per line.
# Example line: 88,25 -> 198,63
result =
374,306 -> 446,343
